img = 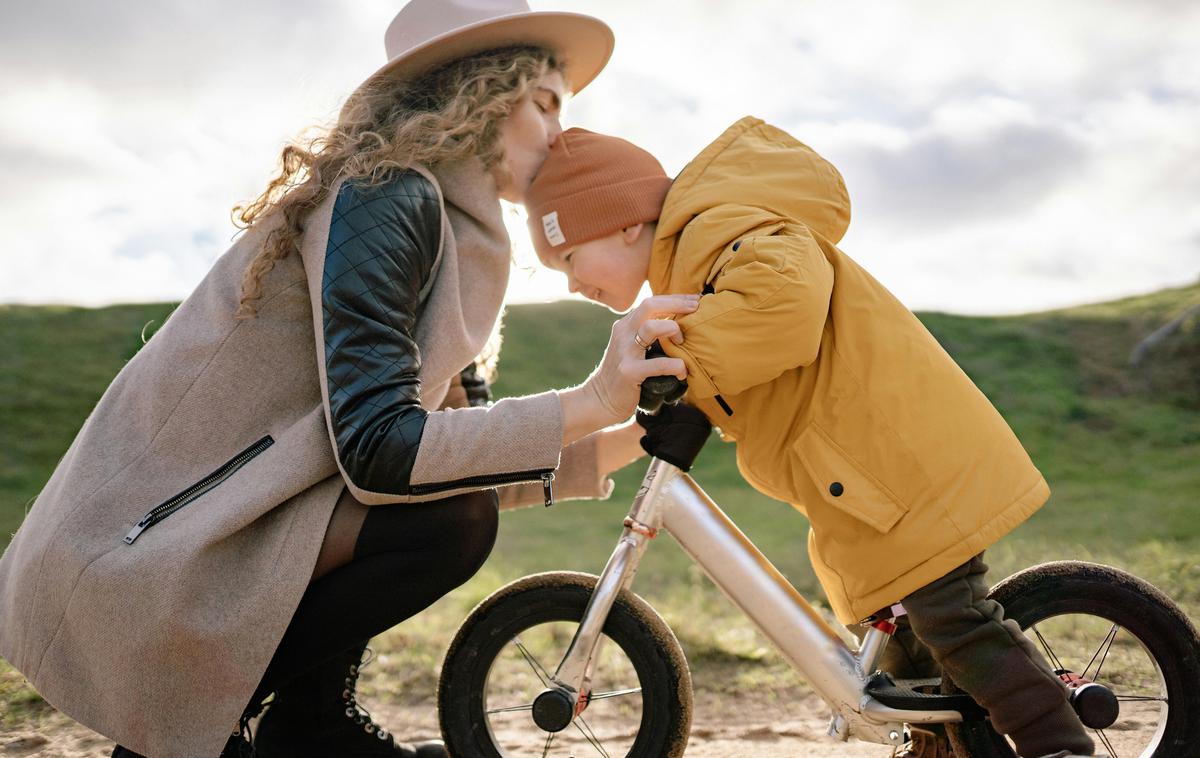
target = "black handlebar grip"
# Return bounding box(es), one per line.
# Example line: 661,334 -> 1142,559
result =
638,341 -> 688,414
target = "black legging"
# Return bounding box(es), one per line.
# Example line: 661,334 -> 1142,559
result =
249,489 -> 499,707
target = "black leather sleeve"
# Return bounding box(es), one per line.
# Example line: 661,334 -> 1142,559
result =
321,170 -> 440,495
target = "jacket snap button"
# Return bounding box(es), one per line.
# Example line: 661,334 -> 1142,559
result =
829,482 -> 844,497
732,240 -> 741,251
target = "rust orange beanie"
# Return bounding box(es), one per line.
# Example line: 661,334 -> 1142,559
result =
524,127 -> 672,260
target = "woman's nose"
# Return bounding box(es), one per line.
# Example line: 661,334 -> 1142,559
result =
567,276 -> 581,294
547,116 -> 563,147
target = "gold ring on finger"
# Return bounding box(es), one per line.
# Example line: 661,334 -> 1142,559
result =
634,331 -> 650,350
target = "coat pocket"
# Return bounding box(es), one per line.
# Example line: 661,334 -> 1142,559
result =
123,435 -> 275,545
793,423 -> 908,534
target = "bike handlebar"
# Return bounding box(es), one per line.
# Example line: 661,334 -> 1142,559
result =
638,341 -> 688,414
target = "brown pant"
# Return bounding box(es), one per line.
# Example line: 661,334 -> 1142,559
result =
860,554 -> 1094,757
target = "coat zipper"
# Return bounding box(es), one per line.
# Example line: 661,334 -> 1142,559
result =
123,435 -> 275,545
713,394 -> 734,416
409,469 -> 556,507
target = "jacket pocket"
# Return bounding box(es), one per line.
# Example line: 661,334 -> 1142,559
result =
123,435 -> 274,545
793,423 -> 908,534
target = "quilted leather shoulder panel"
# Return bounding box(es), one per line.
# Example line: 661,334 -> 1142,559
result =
320,170 -> 440,494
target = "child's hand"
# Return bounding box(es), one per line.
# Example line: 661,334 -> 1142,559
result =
636,402 -> 712,471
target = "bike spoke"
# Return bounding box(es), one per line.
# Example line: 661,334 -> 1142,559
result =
586,686 -> 642,702
513,636 -> 553,687
485,702 -> 535,715
1084,623 -> 1120,682
1095,728 -> 1117,757
573,715 -> 611,758
1030,623 -> 1067,673
1113,694 -> 1168,703
541,731 -> 555,758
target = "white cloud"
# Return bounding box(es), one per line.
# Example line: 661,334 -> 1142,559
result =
2,0 -> 1198,313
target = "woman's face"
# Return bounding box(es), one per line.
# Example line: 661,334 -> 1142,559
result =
493,70 -> 566,203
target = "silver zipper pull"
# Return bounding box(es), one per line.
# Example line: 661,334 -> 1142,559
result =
542,472 -> 555,507
123,516 -> 153,545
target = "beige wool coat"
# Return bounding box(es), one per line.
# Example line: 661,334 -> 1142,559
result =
0,161 -> 611,757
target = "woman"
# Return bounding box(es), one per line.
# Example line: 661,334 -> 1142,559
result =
0,2 -> 697,756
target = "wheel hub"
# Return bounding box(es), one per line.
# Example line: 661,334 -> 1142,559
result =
1069,682 -> 1120,729
531,688 -> 576,732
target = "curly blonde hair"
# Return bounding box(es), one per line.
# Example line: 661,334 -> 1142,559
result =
233,45 -> 562,318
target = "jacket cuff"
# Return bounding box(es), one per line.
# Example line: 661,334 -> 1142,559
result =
659,340 -> 720,399
409,391 -> 564,490
496,431 -> 615,509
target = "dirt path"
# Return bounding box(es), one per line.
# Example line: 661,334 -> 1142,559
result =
0,690 -> 1159,756
2,690 -> 895,757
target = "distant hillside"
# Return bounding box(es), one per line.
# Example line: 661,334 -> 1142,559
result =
2,285 -> 1198,613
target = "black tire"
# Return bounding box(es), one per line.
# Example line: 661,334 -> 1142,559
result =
945,561 -> 1200,757
438,571 -> 692,757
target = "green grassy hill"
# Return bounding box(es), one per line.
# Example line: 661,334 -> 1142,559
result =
497,285 -> 1200,610
3,286 -> 1199,599
2,285 -> 1198,727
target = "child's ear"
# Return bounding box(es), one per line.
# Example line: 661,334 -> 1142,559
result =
620,223 -> 644,245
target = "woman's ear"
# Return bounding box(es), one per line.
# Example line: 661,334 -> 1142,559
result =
620,223 -> 645,245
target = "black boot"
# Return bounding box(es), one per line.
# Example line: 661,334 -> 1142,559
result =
253,641 -> 447,758
220,732 -> 256,758
111,724 -> 255,758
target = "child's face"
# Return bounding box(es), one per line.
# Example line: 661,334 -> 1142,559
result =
539,225 -> 651,313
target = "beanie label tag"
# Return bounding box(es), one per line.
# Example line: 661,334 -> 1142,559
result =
541,211 -> 566,247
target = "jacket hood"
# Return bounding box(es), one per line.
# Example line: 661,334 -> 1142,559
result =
656,116 -> 851,246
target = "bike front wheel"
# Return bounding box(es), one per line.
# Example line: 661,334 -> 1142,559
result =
437,571 -> 693,758
945,561 -> 1200,757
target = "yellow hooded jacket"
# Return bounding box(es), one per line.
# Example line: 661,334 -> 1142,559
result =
650,116 -> 1050,624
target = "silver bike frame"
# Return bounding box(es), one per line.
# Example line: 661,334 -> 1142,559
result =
548,459 -> 965,747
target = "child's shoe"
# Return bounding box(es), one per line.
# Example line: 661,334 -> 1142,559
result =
891,726 -> 953,757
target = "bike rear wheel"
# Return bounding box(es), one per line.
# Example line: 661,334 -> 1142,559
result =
944,561 -> 1200,757
438,571 -> 692,758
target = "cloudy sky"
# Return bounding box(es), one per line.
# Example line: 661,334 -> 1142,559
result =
2,0 -> 1198,314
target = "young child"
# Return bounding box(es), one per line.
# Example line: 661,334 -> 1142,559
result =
522,118 -> 1094,758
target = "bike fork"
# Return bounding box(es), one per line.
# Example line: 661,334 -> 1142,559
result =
531,459 -> 677,732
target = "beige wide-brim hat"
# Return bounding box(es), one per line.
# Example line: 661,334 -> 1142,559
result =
348,0 -> 614,108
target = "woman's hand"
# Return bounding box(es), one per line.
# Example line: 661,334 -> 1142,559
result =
560,294 -> 700,446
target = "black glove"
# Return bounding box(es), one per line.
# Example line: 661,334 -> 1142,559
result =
638,341 -> 688,414
459,361 -> 491,407
636,402 -> 712,471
